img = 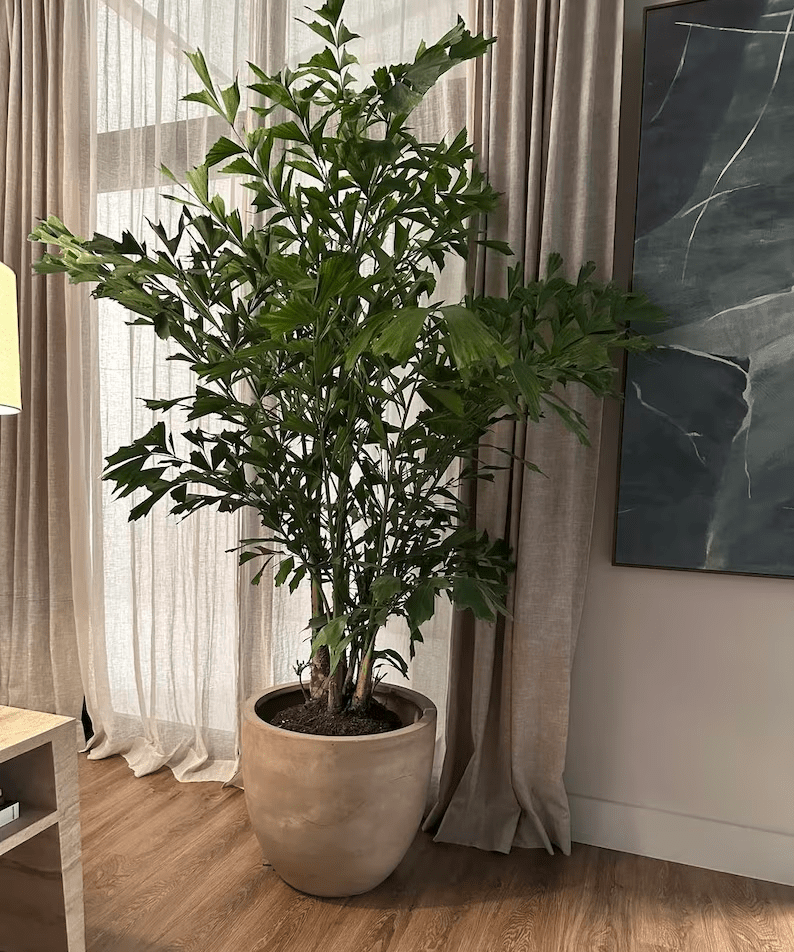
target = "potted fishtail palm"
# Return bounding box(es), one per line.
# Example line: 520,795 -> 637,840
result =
30,0 -> 660,897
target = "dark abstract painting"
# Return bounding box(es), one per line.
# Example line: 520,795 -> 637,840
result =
615,0 -> 794,577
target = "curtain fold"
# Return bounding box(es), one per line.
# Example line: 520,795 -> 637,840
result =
0,0 -> 93,733
424,0 -> 623,854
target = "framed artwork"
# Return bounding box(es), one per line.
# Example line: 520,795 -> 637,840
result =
613,0 -> 794,577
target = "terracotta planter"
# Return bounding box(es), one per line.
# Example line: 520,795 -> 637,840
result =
241,681 -> 437,897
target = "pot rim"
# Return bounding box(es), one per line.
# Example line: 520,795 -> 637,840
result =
242,680 -> 436,742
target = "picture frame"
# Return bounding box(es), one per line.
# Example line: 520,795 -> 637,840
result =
613,0 -> 794,578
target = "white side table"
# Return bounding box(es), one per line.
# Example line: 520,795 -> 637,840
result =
0,706 -> 85,952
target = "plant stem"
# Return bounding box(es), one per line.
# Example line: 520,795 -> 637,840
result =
351,633 -> 376,713
327,662 -> 345,715
342,641 -> 358,701
309,579 -> 330,700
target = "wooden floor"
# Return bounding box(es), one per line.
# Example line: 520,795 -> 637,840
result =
78,753 -> 794,952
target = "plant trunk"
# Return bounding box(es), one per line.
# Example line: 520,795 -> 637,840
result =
309,581 -> 329,700
327,662 -> 345,715
350,638 -> 375,714
310,646 -> 330,700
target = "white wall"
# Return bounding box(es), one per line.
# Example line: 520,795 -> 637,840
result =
564,397 -> 794,887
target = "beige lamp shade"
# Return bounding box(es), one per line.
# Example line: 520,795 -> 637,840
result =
0,262 -> 21,414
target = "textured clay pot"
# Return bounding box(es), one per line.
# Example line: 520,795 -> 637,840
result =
241,681 -> 437,897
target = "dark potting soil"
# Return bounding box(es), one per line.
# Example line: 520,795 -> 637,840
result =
269,696 -> 403,736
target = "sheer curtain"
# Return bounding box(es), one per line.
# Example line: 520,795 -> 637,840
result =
84,0 -> 467,789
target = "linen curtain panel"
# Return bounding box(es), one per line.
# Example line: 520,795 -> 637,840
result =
424,0 -> 623,853
83,0 -> 467,785
0,0 -> 93,733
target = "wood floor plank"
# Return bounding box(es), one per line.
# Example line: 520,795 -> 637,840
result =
78,754 -> 794,952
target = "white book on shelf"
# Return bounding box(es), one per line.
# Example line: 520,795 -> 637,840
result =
0,798 -> 20,828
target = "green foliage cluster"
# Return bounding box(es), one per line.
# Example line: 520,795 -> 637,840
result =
30,0 -> 661,714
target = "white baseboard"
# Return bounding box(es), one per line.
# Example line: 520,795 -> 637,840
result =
568,793 -> 794,888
